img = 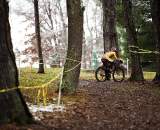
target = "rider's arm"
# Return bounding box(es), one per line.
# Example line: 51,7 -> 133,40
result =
107,52 -> 117,62
113,52 -> 118,59
102,52 -> 112,62
102,52 -> 109,60
102,52 -> 118,62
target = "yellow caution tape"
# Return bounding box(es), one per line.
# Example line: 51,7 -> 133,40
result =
0,57 -> 82,103
129,45 -> 160,55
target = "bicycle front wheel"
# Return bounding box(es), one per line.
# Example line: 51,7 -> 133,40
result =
95,67 -> 107,82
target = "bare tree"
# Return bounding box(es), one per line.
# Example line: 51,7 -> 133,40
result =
18,0 -> 68,67
34,0 -> 45,73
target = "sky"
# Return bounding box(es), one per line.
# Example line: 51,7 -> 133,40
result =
9,0 -> 31,50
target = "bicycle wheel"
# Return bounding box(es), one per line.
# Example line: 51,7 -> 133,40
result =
95,66 -> 107,82
112,67 -> 125,82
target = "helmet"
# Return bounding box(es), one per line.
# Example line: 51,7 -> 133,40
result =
111,47 -> 117,52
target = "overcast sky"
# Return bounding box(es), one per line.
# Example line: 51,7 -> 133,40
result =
9,0 -> 31,50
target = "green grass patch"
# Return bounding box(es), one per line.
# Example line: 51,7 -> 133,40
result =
19,67 -> 61,87
19,68 -> 62,103
19,68 -> 96,87
80,69 -> 95,80
19,68 -> 156,87
18,68 -> 157,104
19,68 -> 91,104
80,70 -> 156,80
143,71 -> 156,80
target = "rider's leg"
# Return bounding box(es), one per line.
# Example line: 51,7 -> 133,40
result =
101,59 -> 111,80
101,59 -> 107,67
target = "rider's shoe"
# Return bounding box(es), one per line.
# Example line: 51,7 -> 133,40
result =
106,74 -> 111,80
106,78 -> 110,80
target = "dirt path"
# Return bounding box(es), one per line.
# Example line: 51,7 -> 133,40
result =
1,80 -> 160,130
41,80 -> 160,130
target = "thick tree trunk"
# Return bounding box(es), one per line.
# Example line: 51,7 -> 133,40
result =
34,0 -> 45,73
0,0 -> 32,124
102,0 -> 118,52
151,0 -> 160,82
122,0 -> 144,81
61,0 -> 84,94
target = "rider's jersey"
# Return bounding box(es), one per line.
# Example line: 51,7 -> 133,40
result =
102,51 -> 118,62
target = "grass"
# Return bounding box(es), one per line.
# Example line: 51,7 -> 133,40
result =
19,67 -> 61,87
18,68 -> 95,104
143,71 -> 156,80
19,68 -> 96,87
80,69 -> 95,80
19,68 -> 156,87
18,68 -> 156,104
80,70 -> 156,80
18,68 -> 95,102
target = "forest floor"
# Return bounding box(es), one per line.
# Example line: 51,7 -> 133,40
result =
1,80 -> 160,130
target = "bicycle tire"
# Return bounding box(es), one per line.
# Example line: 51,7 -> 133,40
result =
95,66 -> 107,82
112,67 -> 125,82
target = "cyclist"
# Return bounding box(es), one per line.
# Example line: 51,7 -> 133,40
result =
101,47 -> 119,80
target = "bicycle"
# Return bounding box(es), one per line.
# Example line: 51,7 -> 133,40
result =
95,59 -> 125,82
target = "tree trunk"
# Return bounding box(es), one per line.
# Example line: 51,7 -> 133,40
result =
102,0 -> 118,52
61,0 -> 84,94
150,0 -> 160,82
0,0 -> 33,124
122,0 -> 144,81
34,0 -> 45,73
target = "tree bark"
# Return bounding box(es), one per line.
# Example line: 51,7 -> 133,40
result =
150,0 -> 160,82
34,0 -> 45,73
102,0 -> 118,52
0,0 -> 33,124
122,0 -> 144,81
61,0 -> 84,94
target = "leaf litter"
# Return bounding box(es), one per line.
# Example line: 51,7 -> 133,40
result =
1,80 -> 160,130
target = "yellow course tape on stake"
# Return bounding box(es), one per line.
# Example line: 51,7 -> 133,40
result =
0,57 -> 82,94
129,45 -> 160,55
57,67 -> 64,106
66,57 -> 81,63
0,72 -> 61,94
35,73 -> 61,106
129,45 -> 139,49
0,58 -> 81,106
0,57 -> 82,106
64,62 -> 81,73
